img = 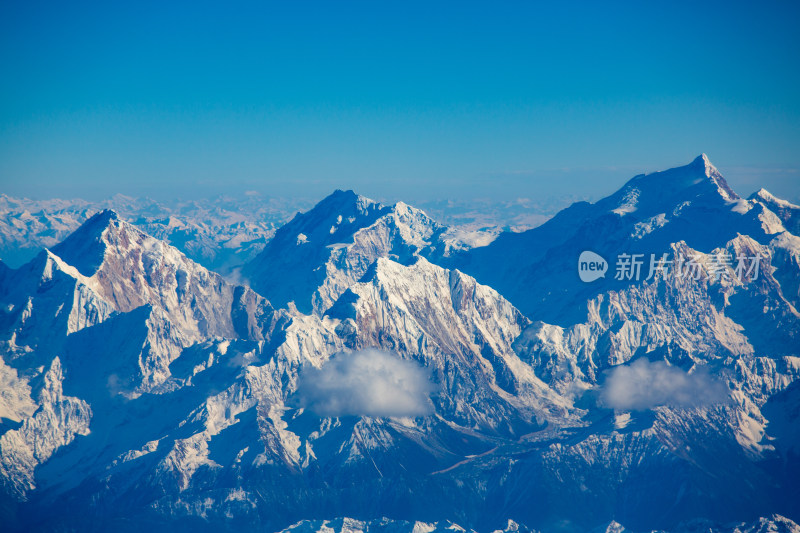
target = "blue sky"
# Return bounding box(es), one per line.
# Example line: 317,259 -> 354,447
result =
1,0 -> 799,203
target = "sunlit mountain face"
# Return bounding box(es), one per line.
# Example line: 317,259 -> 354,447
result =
1,156 -> 799,532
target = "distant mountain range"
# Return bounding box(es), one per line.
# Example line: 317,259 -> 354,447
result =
1,156 -> 799,532
0,193 -> 314,271
0,193 -> 562,273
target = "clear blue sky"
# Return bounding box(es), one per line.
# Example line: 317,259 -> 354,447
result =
1,0 -> 799,203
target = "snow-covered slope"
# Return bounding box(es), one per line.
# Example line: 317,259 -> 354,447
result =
0,210 -> 288,511
1,155 -> 799,533
242,190 -> 470,315
0,208 -> 558,531
1,210 -> 274,392
451,155 -> 790,325
750,188 -> 800,236
325,257 -> 574,430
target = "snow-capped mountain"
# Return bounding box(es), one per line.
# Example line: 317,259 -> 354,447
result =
241,190 -> 474,315
450,155 -> 789,325
750,188 -> 800,236
0,155 -> 799,532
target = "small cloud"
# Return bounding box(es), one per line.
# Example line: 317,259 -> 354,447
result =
226,350 -> 259,368
293,349 -> 436,418
106,373 -> 135,399
600,359 -> 729,411
224,267 -> 251,288
107,374 -> 121,395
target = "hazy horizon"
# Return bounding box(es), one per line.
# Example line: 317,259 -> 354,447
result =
2,2 -> 799,204
1,154 -> 796,209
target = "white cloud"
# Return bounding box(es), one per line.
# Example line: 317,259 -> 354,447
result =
600,358 -> 729,411
294,349 -> 435,418
224,267 -> 251,288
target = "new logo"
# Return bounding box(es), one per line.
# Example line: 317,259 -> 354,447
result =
578,251 -> 608,282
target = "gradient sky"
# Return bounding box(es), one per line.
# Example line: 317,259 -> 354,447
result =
1,0 -> 799,204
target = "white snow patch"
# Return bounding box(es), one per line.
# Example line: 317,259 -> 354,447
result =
729,199 -> 752,215
631,213 -> 668,239
612,188 -> 640,216
0,358 -> 36,422
614,412 -> 632,430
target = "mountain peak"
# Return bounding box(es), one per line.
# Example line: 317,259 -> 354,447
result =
317,189 -> 373,209
243,190 -> 453,315
753,187 -> 772,199
320,188 -> 357,204
49,209 -> 121,276
617,154 -> 739,211
330,188 -> 357,198
749,187 -> 800,234
751,187 -> 799,209
284,190 -> 385,239
90,208 -> 119,225
692,153 -> 738,200
698,153 -> 717,177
